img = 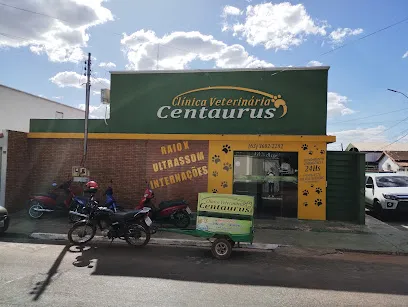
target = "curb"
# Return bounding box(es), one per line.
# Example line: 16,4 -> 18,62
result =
12,232 -> 408,256
28,232 -> 280,251
335,248 -> 408,256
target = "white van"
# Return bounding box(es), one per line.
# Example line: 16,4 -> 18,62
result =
365,172 -> 408,215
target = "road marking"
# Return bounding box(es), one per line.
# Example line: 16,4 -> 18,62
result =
401,225 -> 408,230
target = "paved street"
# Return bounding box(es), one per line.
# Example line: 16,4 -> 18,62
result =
1,240 -> 408,306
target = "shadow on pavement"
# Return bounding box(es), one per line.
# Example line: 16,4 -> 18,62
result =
29,245 -> 70,301
65,242 -> 408,296
366,210 -> 408,223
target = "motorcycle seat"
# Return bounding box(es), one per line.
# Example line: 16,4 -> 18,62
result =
35,193 -> 58,200
112,210 -> 142,221
158,199 -> 186,209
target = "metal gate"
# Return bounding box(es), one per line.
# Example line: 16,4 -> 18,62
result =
326,151 -> 365,224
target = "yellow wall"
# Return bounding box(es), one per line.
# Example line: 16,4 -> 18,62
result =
207,139 -> 327,220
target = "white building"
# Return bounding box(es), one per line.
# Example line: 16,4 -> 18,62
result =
0,84 -> 85,132
0,84 -> 85,208
346,143 -> 408,173
378,151 -> 408,174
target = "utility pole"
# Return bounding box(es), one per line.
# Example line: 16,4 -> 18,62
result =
83,52 -> 91,167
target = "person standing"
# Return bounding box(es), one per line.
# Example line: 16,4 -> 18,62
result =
266,161 -> 279,197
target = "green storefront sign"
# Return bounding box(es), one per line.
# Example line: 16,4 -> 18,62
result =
30,68 -> 329,135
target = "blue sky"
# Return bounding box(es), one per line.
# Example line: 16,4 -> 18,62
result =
0,0 -> 408,148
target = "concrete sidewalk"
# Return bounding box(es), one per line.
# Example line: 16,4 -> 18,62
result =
3,210 -> 408,255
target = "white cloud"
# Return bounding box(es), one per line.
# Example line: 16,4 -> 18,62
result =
50,71 -> 86,88
49,71 -> 110,94
223,2 -> 327,50
99,62 -> 116,69
121,29 -> 273,70
392,132 -> 408,143
327,125 -> 386,150
221,5 -> 242,17
52,96 -> 63,100
330,126 -> 386,142
307,60 -> 323,67
327,92 -> 354,117
0,0 -> 113,63
326,126 -> 408,150
329,28 -> 363,44
403,51 -> 408,59
78,103 -> 110,119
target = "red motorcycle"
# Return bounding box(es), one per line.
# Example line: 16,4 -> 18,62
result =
27,180 -> 84,220
136,182 -> 192,228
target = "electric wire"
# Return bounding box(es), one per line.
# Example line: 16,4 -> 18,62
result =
1,2 -> 407,74
0,1 -> 70,23
3,1 -> 408,149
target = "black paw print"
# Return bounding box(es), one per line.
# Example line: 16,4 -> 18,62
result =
221,181 -> 228,188
212,155 -> 221,164
223,162 -> 232,171
308,150 -> 313,155
315,199 -> 323,206
320,149 -> 325,155
222,144 -> 231,154
212,171 -> 218,177
310,184 -> 315,188
212,189 -> 218,193
303,202 -> 308,207
303,190 -> 309,196
315,187 -> 322,194
301,144 -> 308,150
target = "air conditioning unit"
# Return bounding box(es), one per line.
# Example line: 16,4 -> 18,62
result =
101,89 -> 110,104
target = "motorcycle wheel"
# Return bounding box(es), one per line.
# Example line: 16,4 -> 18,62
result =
28,201 -> 44,219
124,223 -> 150,247
173,210 -> 190,228
68,221 -> 96,245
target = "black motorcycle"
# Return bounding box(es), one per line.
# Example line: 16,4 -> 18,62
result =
68,202 -> 152,247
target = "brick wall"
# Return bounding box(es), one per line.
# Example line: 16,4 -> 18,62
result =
5,131 -> 30,213
146,140 -> 209,210
13,138 -> 209,212
26,138 -> 147,208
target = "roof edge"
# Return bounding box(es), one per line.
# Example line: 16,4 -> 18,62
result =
0,84 -> 85,113
110,66 -> 331,75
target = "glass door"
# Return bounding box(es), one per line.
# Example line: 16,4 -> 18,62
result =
233,151 -> 298,218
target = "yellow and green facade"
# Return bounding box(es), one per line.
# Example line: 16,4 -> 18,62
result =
29,67 -> 336,221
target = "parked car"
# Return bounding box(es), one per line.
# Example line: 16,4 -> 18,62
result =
0,206 -> 10,234
365,172 -> 408,216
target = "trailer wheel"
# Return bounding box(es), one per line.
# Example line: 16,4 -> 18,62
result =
211,238 -> 232,260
